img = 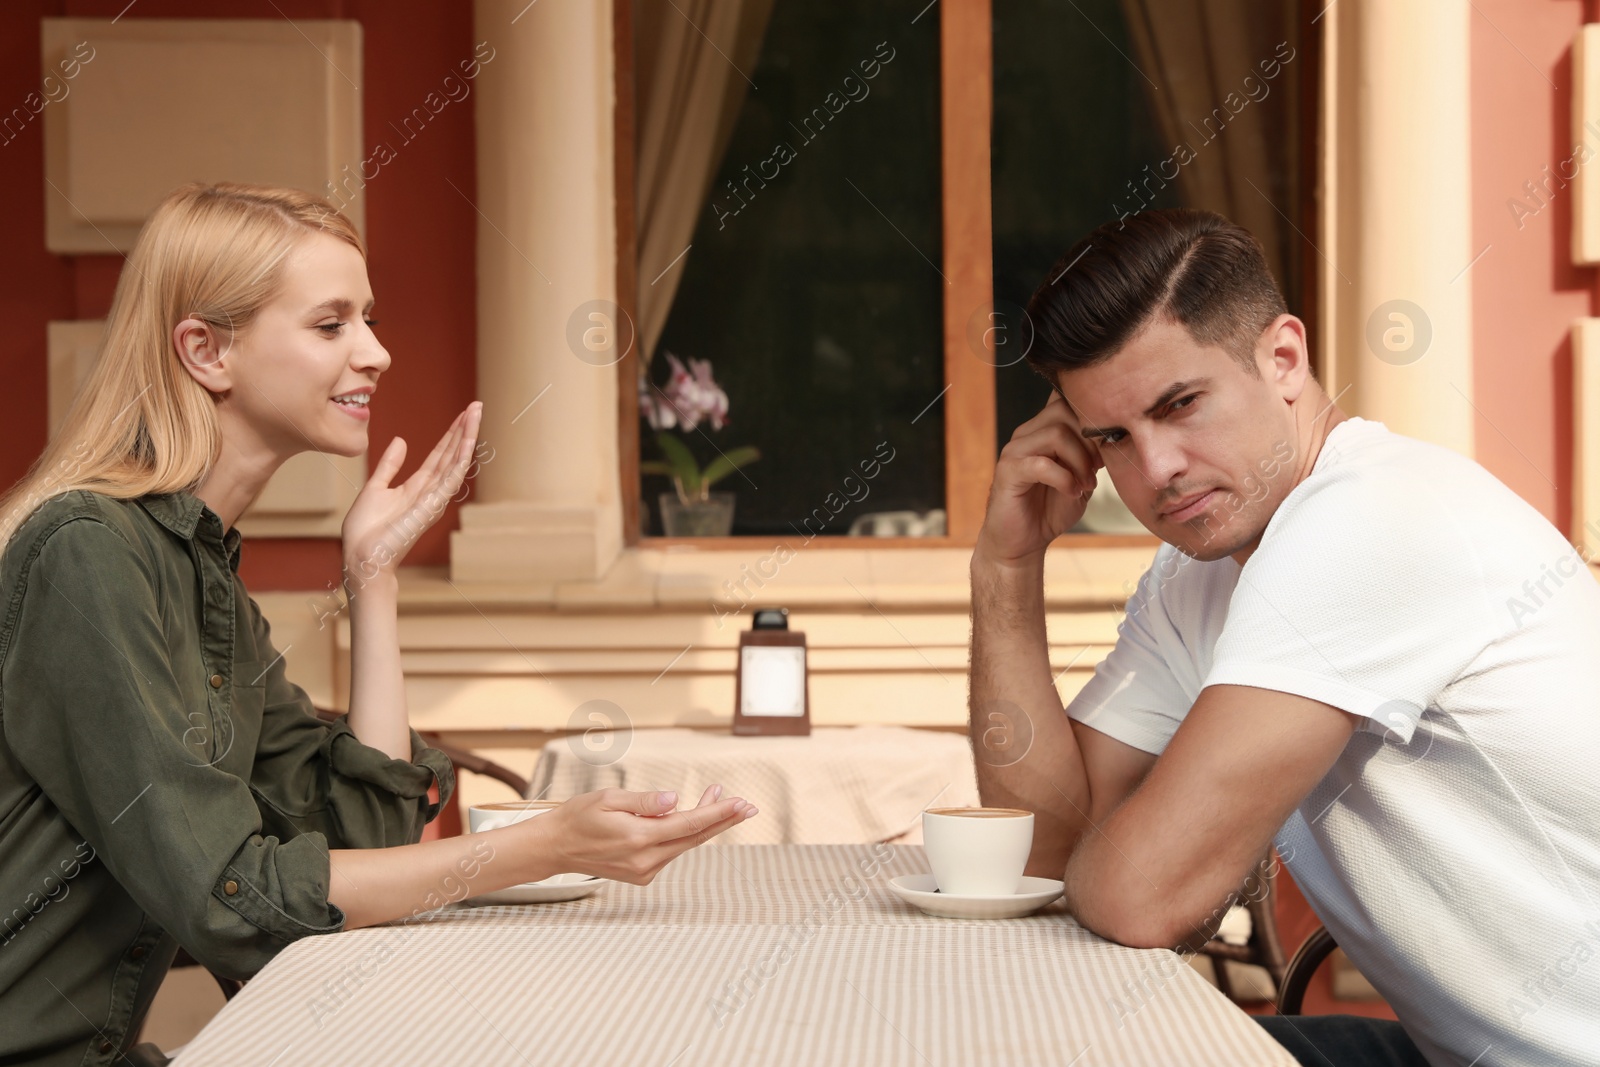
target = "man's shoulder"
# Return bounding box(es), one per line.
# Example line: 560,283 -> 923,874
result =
1262,420 -> 1526,553
1230,422 -> 1539,648
1301,419 -> 1516,504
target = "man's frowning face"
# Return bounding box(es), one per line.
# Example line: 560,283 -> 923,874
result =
1056,315 -> 1309,562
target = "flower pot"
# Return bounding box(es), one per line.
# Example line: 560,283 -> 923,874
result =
659,491 -> 735,537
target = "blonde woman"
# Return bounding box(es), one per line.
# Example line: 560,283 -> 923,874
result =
0,183 -> 756,1066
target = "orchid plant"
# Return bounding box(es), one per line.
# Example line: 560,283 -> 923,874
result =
639,352 -> 760,506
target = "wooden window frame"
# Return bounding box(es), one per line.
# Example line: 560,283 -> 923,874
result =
615,0 -> 1318,551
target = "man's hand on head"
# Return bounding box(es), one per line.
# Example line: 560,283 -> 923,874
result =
977,393 -> 1105,569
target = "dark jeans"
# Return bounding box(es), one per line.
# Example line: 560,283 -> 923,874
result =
1254,1014 -> 1431,1067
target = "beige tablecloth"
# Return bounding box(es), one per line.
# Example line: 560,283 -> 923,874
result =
528,726 -> 982,844
173,845 -> 1294,1067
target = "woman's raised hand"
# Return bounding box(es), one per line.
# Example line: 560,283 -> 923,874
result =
535,785 -> 758,885
341,401 -> 483,582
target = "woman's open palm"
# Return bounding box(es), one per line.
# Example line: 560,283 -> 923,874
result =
342,401 -> 483,578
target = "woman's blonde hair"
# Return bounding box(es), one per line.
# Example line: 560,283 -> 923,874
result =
0,181 -> 364,549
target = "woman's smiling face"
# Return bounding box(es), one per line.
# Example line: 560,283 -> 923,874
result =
214,231 -> 391,460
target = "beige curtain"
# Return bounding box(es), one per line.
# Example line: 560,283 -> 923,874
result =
634,0 -> 775,368
1119,0 -> 1302,298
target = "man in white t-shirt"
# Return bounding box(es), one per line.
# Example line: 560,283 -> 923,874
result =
970,208 -> 1600,1066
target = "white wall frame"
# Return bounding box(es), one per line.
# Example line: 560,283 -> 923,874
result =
41,18 -> 364,253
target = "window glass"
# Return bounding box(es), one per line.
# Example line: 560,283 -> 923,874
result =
646,1 -> 945,538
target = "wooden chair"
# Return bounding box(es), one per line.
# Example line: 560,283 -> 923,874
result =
417,730 -> 531,837
1197,851 -> 1290,1004
421,732 -> 531,796
1275,924 -> 1340,1015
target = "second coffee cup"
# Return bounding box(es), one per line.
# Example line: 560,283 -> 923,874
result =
922,806 -> 1034,896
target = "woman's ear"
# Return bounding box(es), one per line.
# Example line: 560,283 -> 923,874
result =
172,317 -> 233,395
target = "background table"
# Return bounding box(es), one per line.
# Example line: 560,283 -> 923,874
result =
527,726 -> 981,844
172,845 -> 1294,1066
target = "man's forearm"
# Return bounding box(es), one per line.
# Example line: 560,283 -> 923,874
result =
968,551 -> 1096,877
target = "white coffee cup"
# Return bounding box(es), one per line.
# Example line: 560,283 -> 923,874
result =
468,799 -> 562,834
921,806 -> 1034,896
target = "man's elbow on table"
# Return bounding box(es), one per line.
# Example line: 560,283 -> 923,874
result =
1063,860 -> 1209,952
1070,902 -> 1173,951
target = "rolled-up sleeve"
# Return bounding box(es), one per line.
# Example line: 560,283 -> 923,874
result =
242,594 -> 454,848
2,518 -> 341,978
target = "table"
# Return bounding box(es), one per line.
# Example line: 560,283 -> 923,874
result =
172,846 -> 1294,1066
528,726 -> 982,845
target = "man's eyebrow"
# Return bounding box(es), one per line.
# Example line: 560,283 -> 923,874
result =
305,297 -> 375,316
1076,378 -> 1213,441
1142,378 -> 1210,416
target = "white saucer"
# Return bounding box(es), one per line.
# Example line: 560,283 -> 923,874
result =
887,874 -> 1064,919
464,873 -> 606,906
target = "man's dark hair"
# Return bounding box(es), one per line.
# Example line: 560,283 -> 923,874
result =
1025,209 -> 1288,380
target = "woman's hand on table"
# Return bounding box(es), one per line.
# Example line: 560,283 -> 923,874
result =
532,785 -> 757,885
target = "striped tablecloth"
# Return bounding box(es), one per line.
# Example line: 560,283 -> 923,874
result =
172,845 -> 1295,1066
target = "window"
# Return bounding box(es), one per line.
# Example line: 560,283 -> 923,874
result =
616,0 -> 1318,545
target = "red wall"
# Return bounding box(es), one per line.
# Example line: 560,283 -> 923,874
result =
0,0 -> 479,590
1470,0 -> 1594,534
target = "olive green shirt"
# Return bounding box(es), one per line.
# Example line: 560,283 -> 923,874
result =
0,491 -> 454,1066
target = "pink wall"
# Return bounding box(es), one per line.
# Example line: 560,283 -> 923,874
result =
0,1 -> 480,591
1470,0 -> 1594,535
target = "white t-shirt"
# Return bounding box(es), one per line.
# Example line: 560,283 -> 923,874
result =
1069,417 -> 1600,1066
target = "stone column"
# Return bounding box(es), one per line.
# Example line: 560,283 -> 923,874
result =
1322,0 -> 1475,456
453,0 -> 624,582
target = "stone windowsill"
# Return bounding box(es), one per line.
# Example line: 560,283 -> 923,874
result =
397,541 -> 1162,613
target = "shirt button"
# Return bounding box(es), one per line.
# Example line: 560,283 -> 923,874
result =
223,880 -> 239,896
130,946 -> 146,960
209,674 -> 224,689
99,1040 -> 113,1054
